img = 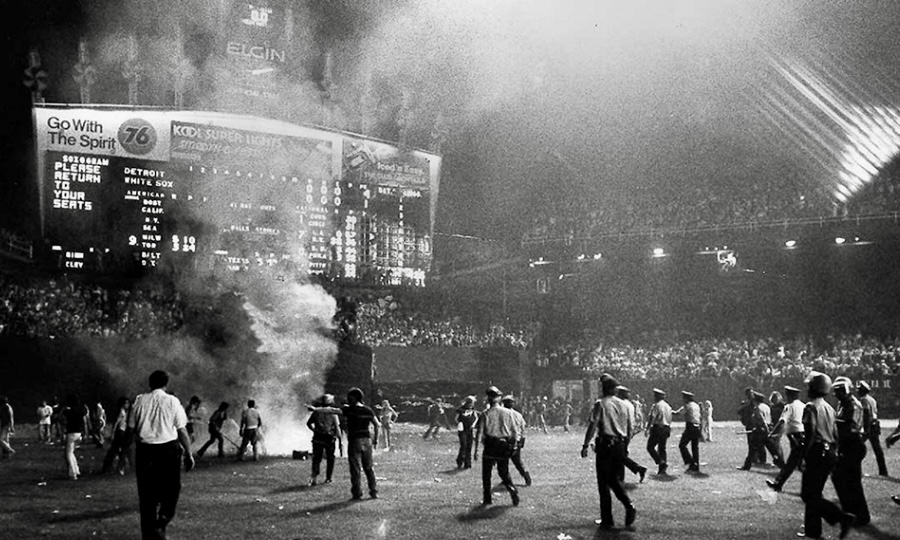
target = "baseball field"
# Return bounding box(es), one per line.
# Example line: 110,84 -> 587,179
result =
2,421 -> 899,540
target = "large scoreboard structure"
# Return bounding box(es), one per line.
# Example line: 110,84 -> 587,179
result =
34,105 -> 441,284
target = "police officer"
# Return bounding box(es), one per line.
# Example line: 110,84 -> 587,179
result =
833,377 -> 870,527
738,387 -> 765,465
480,386 -> 520,506
856,381 -> 888,476
673,391 -> 701,472
581,376 -> 636,530
766,385 -> 805,492
798,372 -> 854,539
501,395 -> 532,486
740,391 -> 785,470
646,388 -> 672,475
617,386 -> 647,482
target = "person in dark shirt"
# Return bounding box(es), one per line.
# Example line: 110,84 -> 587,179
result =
196,402 -> 229,459
61,395 -> 86,480
311,388 -> 381,500
455,396 -> 479,469
832,377 -> 869,527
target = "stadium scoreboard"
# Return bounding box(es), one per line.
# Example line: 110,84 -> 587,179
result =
35,106 -> 440,283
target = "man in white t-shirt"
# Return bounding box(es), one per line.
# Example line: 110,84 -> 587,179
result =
37,400 -> 53,443
766,385 -> 806,492
128,370 -> 193,540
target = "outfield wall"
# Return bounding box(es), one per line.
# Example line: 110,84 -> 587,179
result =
554,376 -> 900,421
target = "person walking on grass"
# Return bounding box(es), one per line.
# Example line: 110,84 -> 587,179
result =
796,372 -> 854,540
856,381 -> 888,477
646,388 -> 672,476
237,400 -> 262,461
103,397 -> 132,475
196,402 -> 229,459
378,399 -> 398,450
481,386 -> 520,506
60,395 -> 85,479
455,395 -> 479,470
581,375 -> 636,530
617,386 -> 648,483
37,400 -> 53,444
307,394 -> 341,486
423,397 -> 450,440
310,388 -> 381,500
673,391 -> 701,473
767,385 -> 806,492
128,370 -> 194,540
501,395 -> 531,486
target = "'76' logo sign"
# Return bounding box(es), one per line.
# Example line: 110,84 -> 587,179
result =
117,118 -> 157,156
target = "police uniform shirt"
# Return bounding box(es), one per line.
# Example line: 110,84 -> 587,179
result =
129,389 -> 187,445
803,397 -> 836,444
590,396 -> 632,438
648,400 -> 672,427
482,405 -> 519,440
757,402 -> 772,425
621,398 -> 637,439
682,401 -> 701,425
780,399 -> 805,435
835,396 -> 864,438
859,394 -> 878,422
509,407 -> 526,435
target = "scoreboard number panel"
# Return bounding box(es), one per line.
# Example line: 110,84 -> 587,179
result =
36,107 -> 439,281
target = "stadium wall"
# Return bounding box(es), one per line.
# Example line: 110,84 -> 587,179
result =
371,345 -> 529,423
555,376 -> 900,421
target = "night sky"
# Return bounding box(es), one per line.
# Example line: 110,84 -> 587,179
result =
4,0 -> 900,241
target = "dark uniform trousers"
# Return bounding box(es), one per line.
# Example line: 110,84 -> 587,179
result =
744,426 -> 785,469
595,436 -> 633,525
833,437 -> 870,525
801,442 -> 844,539
646,425 -> 670,466
135,441 -> 181,540
865,421 -> 888,475
510,440 -> 528,479
679,423 -> 701,468
481,437 -> 518,504
773,432 -> 804,486
311,433 -> 336,480
457,429 -> 475,469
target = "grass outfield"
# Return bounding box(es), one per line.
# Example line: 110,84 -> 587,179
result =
1,421 -> 899,540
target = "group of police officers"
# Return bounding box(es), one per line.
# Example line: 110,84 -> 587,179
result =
302,371 -> 897,537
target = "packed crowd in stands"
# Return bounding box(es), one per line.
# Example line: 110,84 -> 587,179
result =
522,173 -> 900,243
536,331 -> 900,382
0,275 -> 183,339
4,273 -> 900,386
349,296 -> 536,348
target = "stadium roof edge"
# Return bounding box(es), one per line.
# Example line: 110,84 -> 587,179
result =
34,103 -> 442,157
